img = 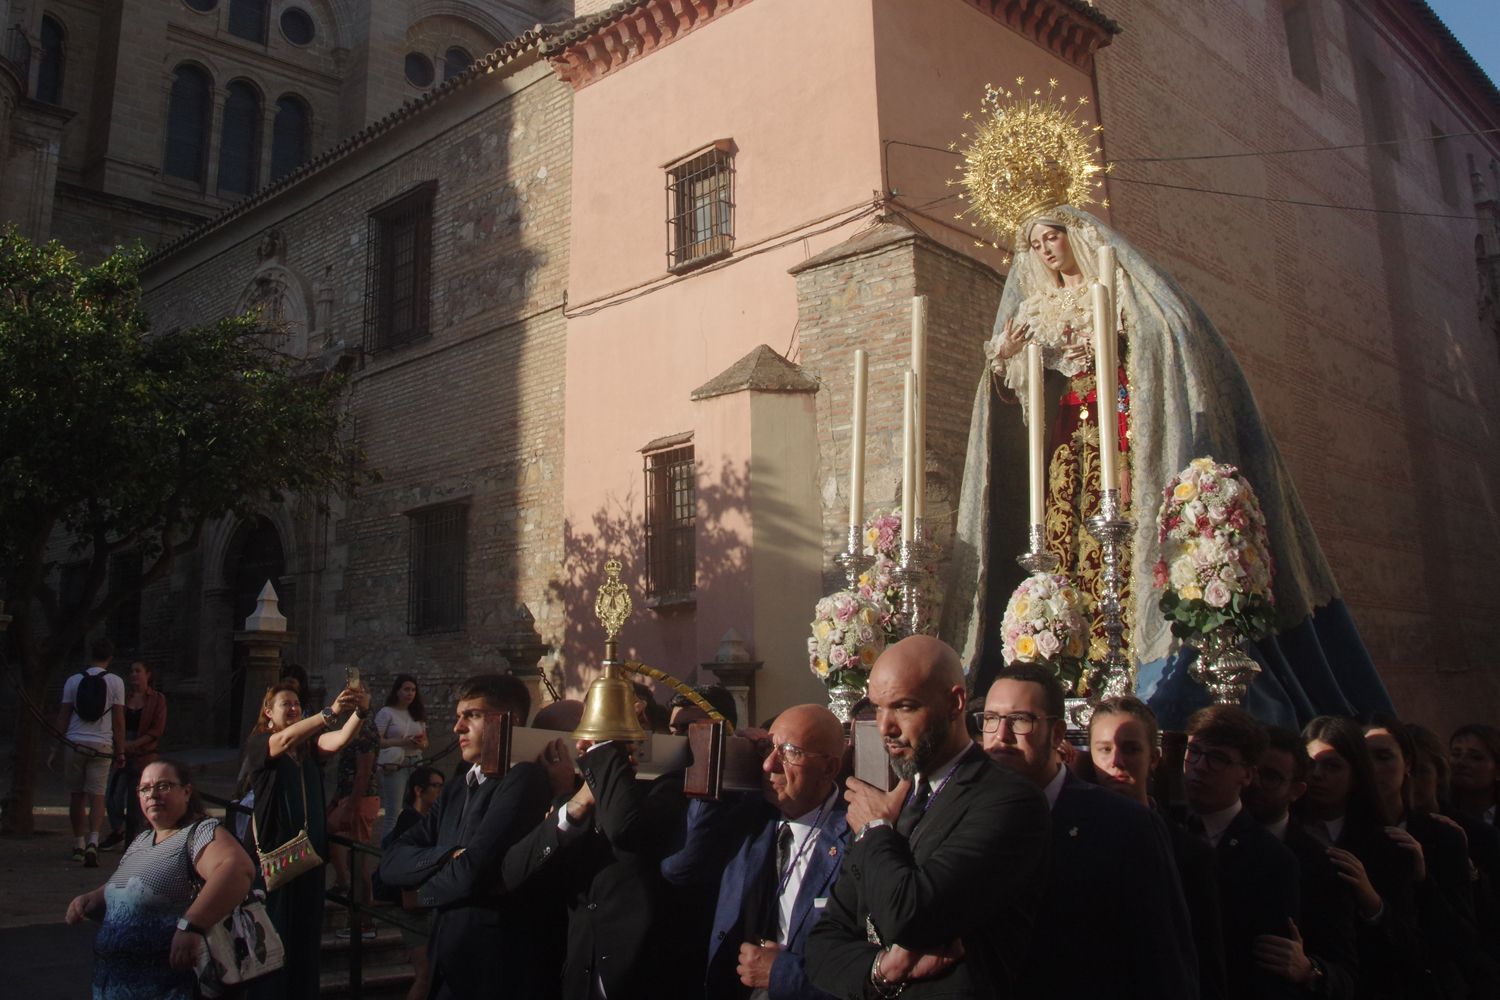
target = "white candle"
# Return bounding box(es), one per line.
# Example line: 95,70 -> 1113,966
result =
1092,281 -> 1119,494
910,296 -> 927,525
849,349 -> 868,528
901,371 -> 915,545
1097,245 -> 1117,302
1026,342 -> 1046,527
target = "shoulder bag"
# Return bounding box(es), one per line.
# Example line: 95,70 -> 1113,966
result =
252,757 -> 324,891
181,820 -> 286,997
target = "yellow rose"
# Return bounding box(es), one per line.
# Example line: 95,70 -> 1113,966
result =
1014,635 -> 1038,660
1180,584 -> 1203,601
812,656 -> 828,678
1013,597 -> 1032,619
815,621 -> 832,640
1190,457 -> 1215,471
859,646 -> 878,667
1174,481 -> 1199,501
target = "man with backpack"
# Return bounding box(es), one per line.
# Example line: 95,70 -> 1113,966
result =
49,638 -> 127,866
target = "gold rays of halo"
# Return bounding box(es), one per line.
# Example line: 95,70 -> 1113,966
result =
947,77 -> 1107,260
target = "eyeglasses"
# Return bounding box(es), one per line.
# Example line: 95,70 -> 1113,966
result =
757,742 -> 832,767
970,711 -> 1052,735
136,780 -> 186,797
1183,743 -> 1245,773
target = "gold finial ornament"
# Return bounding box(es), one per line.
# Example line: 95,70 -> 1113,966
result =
574,558 -> 648,743
957,78 -> 1104,242
594,558 -> 633,660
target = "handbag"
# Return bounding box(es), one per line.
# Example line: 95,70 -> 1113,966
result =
251,760 -> 324,892
181,821 -> 286,997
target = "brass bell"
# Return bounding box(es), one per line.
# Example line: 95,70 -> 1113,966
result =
572,662 -> 647,743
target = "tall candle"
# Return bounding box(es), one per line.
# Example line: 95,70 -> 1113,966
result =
849,349 -> 868,528
1097,245 -> 1117,304
901,371 -> 916,545
1026,342 -> 1046,527
910,296 -> 928,524
1092,281 -> 1119,494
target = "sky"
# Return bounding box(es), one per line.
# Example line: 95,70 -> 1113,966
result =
1423,0 -> 1499,88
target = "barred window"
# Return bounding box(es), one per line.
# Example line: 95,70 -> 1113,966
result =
270,94 -> 310,181
36,15 -> 64,105
217,80 -> 261,197
643,443 -> 695,601
364,183 -> 436,354
228,0 -> 268,44
164,64 -> 212,182
665,142 -> 734,272
408,503 -> 467,635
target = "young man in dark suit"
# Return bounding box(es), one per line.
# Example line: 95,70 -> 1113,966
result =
983,667 -> 1199,999
805,635 -> 1050,999
662,703 -> 850,1000
377,673 -> 553,1000
1182,705 -> 1302,1000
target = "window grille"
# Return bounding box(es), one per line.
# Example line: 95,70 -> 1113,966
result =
36,15 -> 64,105
164,64 -> 212,182
218,80 -> 261,197
364,183 -> 436,354
408,504 -> 467,635
643,445 -> 695,600
665,144 -> 734,272
228,0 -> 268,44
270,95 -> 310,181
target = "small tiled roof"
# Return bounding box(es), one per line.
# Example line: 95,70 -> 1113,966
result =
146,28 -> 551,266
540,0 -> 653,55
691,344 -> 819,401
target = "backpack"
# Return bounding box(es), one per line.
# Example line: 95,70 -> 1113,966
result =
74,668 -> 110,723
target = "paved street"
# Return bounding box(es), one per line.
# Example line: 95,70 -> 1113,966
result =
0,745 -> 242,997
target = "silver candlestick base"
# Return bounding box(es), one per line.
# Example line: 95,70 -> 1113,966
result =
891,519 -> 936,637
1016,522 -> 1059,575
1189,626 -> 1261,705
1085,488 -> 1134,700
834,523 -> 870,591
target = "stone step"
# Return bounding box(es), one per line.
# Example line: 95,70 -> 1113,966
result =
318,964 -> 415,999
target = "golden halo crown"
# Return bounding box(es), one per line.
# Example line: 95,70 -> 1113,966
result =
951,79 -> 1106,247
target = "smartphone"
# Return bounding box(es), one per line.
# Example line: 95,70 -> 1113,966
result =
344,666 -> 361,690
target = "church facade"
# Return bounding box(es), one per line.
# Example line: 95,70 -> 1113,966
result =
6,0 -> 1500,742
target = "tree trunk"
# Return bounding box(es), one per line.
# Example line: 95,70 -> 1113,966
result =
1,653 -> 55,835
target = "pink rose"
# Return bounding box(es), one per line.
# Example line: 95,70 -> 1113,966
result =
1035,630 -> 1061,658
1153,560 -> 1170,588
1204,580 -> 1232,608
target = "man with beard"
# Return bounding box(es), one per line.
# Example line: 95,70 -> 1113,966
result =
805,636 -> 1049,999
983,667 -> 1199,999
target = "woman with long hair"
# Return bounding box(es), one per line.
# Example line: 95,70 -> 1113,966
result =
67,759 -> 255,999
102,659 -> 168,850
1450,724 -> 1500,826
373,674 -> 427,842
1301,715 -> 1427,998
245,679 -> 368,1000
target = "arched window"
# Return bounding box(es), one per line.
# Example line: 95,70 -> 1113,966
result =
228,0 -> 268,44
442,47 -> 472,81
217,80 -> 261,197
36,15 -> 65,105
404,53 -> 434,88
270,95 -> 311,181
163,64 -> 212,182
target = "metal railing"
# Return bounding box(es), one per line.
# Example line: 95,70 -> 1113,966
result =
200,791 -> 428,1000
2,25 -> 29,95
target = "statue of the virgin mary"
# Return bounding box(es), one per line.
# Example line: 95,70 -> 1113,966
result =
941,84 -> 1391,727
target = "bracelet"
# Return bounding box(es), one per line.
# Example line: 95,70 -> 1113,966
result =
321,708 -> 337,728
354,707 -> 368,720
869,948 -> 905,998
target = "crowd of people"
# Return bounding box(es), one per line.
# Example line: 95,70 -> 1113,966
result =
57,635 -> 1500,1000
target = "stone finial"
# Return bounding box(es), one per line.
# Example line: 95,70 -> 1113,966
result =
714,628 -> 750,663
244,580 -> 288,632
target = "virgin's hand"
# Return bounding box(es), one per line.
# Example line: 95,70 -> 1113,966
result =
990,318 -> 1030,362
1326,846 -> 1382,917
168,929 -> 201,969
1061,342 -> 1092,368
1386,826 -> 1426,883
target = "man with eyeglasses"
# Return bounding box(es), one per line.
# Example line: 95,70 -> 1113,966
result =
979,666 -> 1198,998
1243,727 -> 1358,998
662,703 -> 849,999
805,636 -> 1048,999
1182,705 -> 1302,1000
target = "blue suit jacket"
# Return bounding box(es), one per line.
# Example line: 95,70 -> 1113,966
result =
665,794 -> 849,1000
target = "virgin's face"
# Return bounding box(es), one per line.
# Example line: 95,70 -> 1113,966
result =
266,691 -> 301,732
398,681 -> 418,707
1029,225 -> 1078,275
1304,739 -> 1352,815
1450,735 -> 1498,796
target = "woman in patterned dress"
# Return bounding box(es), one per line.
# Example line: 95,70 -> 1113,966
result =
66,759 -> 255,1000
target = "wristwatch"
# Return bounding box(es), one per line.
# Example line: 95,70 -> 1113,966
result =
354,706 -> 368,720
856,818 -> 891,842
321,707 -> 338,728
176,916 -> 206,935
1305,957 -> 1326,994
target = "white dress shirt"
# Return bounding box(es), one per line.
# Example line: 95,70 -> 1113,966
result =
773,788 -> 838,946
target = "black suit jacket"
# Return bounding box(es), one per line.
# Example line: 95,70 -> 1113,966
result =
1021,772 -> 1198,999
1281,820 -> 1358,1000
805,744 -> 1050,999
501,742 -> 698,1000
1208,807 -> 1301,1000
1162,812 -> 1227,1000
378,763 -> 552,1000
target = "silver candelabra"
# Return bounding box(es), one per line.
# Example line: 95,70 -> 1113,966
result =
892,519 -> 936,637
834,523 -> 870,591
1084,488 -> 1134,700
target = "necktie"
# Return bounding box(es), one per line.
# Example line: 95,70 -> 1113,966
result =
458,771 -> 479,824
1184,812 -> 1207,840
895,778 -> 932,837
771,823 -> 795,938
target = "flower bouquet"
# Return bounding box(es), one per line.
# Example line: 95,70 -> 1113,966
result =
1153,457 -> 1275,702
1001,572 -> 1091,693
854,509 -> 941,638
807,590 -> 886,722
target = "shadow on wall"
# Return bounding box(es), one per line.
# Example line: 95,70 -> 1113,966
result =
545,459 -> 753,696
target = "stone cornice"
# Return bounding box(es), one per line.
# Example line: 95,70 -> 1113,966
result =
1367,0 -> 1500,141
960,0 -> 1119,71
545,0 -> 755,91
